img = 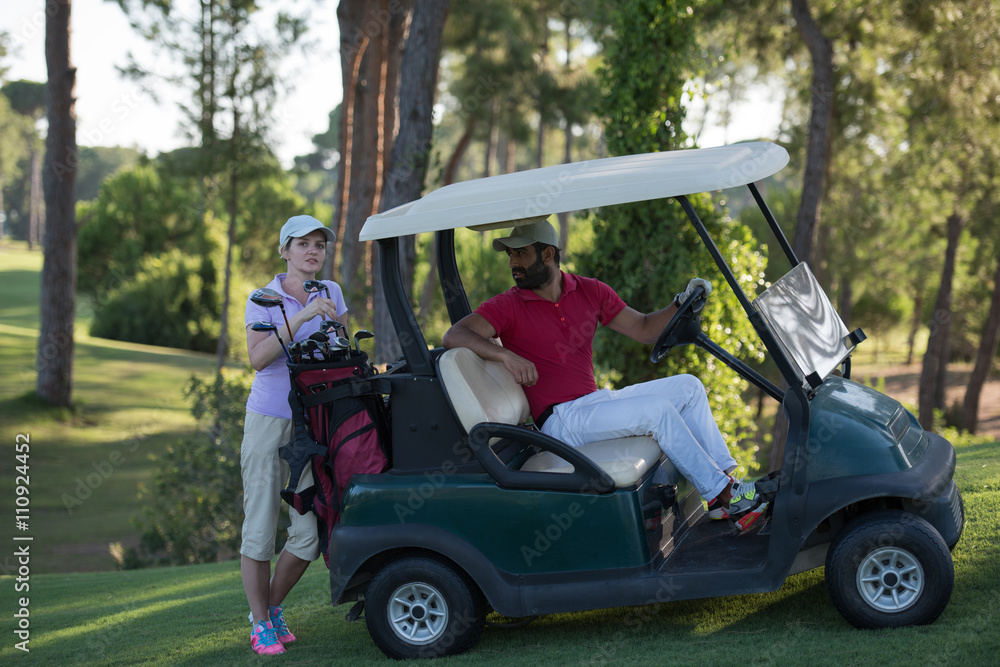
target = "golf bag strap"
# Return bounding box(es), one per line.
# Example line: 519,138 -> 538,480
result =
278,401 -> 328,492
281,483 -> 318,514
299,377 -> 392,408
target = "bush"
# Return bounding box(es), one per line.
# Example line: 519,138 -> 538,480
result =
89,249 -> 222,353
125,371 -> 251,567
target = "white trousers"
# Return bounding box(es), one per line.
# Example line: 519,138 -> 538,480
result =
540,374 -> 736,501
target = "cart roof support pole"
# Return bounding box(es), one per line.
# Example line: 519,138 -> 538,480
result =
379,237 -> 433,375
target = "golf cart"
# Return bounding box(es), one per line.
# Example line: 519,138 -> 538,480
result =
327,142 -> 964,659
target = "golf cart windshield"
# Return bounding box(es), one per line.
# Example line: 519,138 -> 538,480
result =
753,263 -> 854,389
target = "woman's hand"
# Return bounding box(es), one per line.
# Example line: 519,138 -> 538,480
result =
299,296 -> 342,324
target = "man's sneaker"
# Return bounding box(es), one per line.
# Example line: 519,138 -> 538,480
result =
250,619 -> 286,655
706,496 -> 729,520
727,477 -> 767,531
269,605 -> 296,644
735,501 -> 769,531
707,476 -> 736,519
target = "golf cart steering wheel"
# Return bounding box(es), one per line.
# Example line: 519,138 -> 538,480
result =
650,285 -> 708,363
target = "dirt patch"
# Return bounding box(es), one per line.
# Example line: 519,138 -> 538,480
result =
856,363 -> 1000,439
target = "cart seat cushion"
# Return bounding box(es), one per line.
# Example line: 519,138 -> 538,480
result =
438,347 -> 667,488
521,437 -> 664,487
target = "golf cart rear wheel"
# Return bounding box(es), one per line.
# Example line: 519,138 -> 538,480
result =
365,557 -> 485,659
825,510 -> 953,629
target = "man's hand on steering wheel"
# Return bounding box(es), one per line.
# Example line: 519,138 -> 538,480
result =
673,277 -> 712,308
653,278 -> 712,363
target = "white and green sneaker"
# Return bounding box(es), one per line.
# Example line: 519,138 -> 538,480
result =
727,477 -> 768,531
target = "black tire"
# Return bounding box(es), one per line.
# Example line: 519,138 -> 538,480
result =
948,490 -> 965,551
365,556 -> 485,660
825,510 -> 954,629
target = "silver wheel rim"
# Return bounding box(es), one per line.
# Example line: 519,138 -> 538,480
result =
387,581 -> 449,645
856,546 -> 924,613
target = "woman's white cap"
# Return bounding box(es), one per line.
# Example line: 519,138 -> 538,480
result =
278,215 -> 336,251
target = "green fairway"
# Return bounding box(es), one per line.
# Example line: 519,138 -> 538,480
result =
0,245 -> 220,572
1,436 -> 997,665
2,244 -> 999,664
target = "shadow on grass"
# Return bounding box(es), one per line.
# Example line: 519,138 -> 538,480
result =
0,391 -> 82,424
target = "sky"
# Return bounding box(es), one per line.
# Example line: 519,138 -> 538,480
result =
1,0 -> 780,169
1,0 -> 342,167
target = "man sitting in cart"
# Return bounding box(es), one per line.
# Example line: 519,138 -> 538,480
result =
442,219 -> 768,530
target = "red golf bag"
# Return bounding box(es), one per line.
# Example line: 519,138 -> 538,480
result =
279,351 -> 391,565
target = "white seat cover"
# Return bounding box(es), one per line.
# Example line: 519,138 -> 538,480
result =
520,436 -> 662,488
438,348 -> 663,488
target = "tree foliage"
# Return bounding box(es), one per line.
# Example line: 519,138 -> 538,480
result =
127,371 -> 252,567
76,155 -> 316,355
584,0 -> 766,471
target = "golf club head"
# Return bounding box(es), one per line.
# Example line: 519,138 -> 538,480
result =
303,279 -> 329,297
249,320 -> 292,363
353,329 -> 374,352
249,320 -> 277,333
331,336 -> 351,350
249,287 -> 283,308
319,320 -> 343,336
308,331 -> 330,342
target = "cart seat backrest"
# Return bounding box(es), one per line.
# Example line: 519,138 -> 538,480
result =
437,346 -> 531,432
437,347 -> 667,488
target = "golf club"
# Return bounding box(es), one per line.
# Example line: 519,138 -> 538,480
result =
330,336 -> 351,357
353,329 -> 374,353
308,331 -> 332,360
303,279 -> 331,299
250,287 -> 292,335
319,319 -> 347,339
249,320 -> 292,363
301,338 -> 320,360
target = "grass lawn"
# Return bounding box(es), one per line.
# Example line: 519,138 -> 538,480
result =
0,245 -> 221,572
0,436 -> 996,665
2,243 -> 999,664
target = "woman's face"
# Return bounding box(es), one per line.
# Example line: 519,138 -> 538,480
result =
282,230 -> 327,274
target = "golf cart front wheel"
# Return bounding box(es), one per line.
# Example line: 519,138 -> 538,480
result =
825,510 -> 953,629
365,556 -> 485,659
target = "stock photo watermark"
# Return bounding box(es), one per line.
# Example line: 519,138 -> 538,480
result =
12,433 -> 33,652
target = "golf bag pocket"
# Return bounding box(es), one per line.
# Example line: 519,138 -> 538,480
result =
279,352 -> 391,563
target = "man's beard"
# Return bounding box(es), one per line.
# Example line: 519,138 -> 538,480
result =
513,253 -> 551,290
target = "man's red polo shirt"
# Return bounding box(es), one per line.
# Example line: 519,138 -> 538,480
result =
475,271 -> 627,420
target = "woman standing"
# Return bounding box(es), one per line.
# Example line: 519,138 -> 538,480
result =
240,215 -> 350,655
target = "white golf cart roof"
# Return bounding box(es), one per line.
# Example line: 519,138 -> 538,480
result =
359,142 -> 789,241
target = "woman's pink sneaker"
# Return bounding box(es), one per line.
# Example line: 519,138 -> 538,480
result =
250,619 -> 286,655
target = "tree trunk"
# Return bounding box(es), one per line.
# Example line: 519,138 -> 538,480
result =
960,249 -> 1000,433
373,0 -> 449,363
330,0 -> 368,283
37,0 -> 76,408
442,114 -> 478,186
556,21 -> 572,250
216,111 -> 239,374
790,0 -> 834,265
906,291 -> 924,366
918,210 -> 964,429
837,269 -> 852,329
769,0 -> 834,470
484,100 -> 497,177
29,148 -> 44,250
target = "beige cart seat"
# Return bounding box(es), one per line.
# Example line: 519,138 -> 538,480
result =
438,347 -> 668,488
